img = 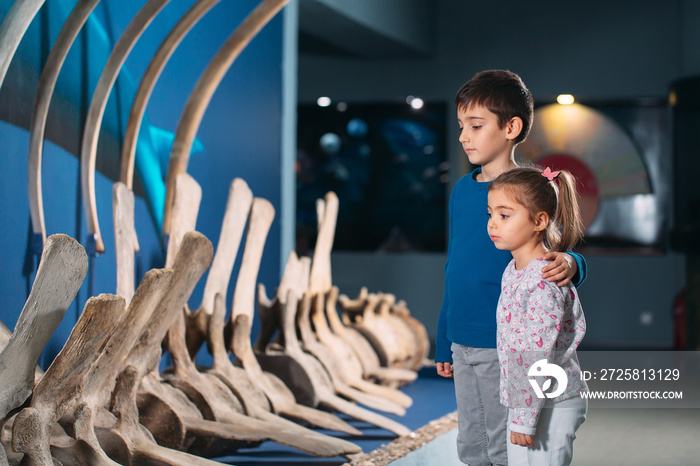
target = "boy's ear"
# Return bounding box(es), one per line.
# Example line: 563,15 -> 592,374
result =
533,211 -> 549,232
505,117 -> 523,141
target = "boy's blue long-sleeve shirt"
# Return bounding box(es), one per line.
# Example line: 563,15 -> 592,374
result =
434,168 -> 587,363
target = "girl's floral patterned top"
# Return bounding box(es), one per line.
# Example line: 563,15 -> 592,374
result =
497,257 -> 588,435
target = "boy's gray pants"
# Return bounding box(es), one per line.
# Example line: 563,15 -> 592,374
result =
451,343 -> 507,466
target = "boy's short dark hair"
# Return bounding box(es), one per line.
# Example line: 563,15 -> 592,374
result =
455,70 -> 534,144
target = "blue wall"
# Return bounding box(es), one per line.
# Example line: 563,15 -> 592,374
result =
0,0 -> 286,367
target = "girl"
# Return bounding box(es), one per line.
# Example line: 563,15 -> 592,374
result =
486,167 -> 588,466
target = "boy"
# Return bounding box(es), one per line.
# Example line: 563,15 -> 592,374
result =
435,70 -> 586,466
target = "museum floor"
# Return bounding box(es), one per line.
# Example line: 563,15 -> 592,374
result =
214,367 -> 457,465
212,367 -> 700,466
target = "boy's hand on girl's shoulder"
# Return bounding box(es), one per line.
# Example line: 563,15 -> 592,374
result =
541,251 -> 577,287
436,362 -> 454,378
510,431 -> 534,447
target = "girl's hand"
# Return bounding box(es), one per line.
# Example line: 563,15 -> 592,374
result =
436,362 -> 454,378
541,252 -> 577,287
510,431 -> 534,447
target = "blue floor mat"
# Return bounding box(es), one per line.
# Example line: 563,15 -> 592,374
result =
213,368 -> 457,465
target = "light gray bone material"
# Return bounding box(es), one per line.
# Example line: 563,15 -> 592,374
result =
223,199 -> 361,436
325,286 -> 417,385
113,182 -> 137,304
104,232 -> 231,465
257,285 -> 411,436
393,299 -> 431,371
377,295 -> 426,369
153,188 -> 359,458
11,293 -> 127,465
0,234 -> 87,423
186,177 -> 253,358
341,293 -> 391,367
304,192 -> 412,408
374,293 -> 413,367
297,292 -> 405,416
165,173 -> 201,268
312,289 -> 413,406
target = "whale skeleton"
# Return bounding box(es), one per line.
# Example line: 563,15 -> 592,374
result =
0,0 -> 436,462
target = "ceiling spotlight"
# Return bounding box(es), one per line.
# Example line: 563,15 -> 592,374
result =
409,97 -> 424,109
557,94 -> 575,105
317,96 -> 331,107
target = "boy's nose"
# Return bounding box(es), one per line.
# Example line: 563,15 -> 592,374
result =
459,128 -> 468,143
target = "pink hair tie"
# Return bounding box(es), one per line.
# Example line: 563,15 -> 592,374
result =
542,166 -> 560,181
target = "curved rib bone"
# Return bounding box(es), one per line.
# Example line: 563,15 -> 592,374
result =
81,0 -> 170,254
28,0 -> 101,248
121,0 -> 223,188
0,0 -> 46,91
115,0 -> 222,304
162,0 -> 289,236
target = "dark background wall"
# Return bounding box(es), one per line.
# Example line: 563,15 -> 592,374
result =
0,0 -> 288,367
297,0 -> 694,350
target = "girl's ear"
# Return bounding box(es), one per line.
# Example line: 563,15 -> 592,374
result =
533,211 -> 549,232
505,116 -> 523,141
